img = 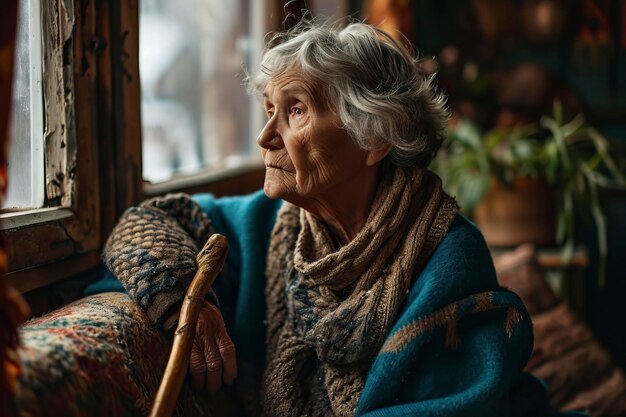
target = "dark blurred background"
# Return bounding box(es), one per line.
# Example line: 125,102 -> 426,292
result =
346,0 -> 626,369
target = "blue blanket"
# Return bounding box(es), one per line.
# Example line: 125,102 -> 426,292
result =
99,190 -> 587,416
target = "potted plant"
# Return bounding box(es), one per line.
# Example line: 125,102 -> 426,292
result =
433,102 -> 626,285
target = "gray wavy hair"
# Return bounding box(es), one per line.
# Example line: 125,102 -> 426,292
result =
247,21 -> 449,167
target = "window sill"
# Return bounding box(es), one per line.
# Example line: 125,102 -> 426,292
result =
143,158 -> 265,197
0,207 -> 74,230
1,205 -> 100,280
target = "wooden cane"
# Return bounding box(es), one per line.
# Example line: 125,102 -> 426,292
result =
149,233 -> 228,417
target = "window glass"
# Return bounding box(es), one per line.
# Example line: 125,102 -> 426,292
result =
140,0 -> 262,183
5,0 -> 44,209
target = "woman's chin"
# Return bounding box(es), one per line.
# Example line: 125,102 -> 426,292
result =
263,169 -> 299,200
263,179 -> 288,200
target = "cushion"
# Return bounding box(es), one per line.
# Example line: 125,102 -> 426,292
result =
493,243 -> 559,315
494,245 -> 626,417
12,292 -> 208,417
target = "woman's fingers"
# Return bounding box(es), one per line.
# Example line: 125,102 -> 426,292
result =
189,337 -> 207,391
202,328 -> 224,395
210,305 -> 237,385
188,302 -> 237,395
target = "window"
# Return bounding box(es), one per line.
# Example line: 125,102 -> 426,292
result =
5,0 -> 44,210
139,0 -> 266,185
1,0 -> 246,293
2,0 -> 354,294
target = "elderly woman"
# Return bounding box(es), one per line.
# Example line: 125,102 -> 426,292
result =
104,21 -> 582,417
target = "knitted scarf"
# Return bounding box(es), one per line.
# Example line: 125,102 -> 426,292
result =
262,165 -> 459,417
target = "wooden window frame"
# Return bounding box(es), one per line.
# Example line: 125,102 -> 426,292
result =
2,0 -> 142,293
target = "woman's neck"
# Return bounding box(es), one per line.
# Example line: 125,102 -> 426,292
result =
293,164 -> 383,244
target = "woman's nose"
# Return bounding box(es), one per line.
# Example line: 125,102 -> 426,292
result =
257,117 -> 284,150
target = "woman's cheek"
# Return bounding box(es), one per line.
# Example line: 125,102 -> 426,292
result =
295,148 -> 340,195
288,127 -> 316,194
298,150 -> 337,194
295,171 -> 315,195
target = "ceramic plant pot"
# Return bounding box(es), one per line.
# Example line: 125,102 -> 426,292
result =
473,177 -> 555,247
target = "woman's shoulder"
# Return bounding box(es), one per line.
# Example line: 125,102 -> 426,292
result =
425,215 -> 495,278
192,189 -> 283,232
438,215 -> 492,258
404,215 -> 499,311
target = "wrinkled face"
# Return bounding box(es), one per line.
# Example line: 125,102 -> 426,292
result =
258,71 -> 369,203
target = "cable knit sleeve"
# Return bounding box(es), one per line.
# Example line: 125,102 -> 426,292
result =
102,193 -> 216,333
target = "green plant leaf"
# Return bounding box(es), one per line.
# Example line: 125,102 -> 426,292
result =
541,115 -> 573,179
581,163 -> 609,287
588,128 -> 626,185
435,110 -> 626,286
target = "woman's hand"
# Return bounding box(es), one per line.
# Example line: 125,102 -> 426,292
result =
189,301 -> 237,394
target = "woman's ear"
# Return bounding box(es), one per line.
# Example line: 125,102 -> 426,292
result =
365,144 -> 393,166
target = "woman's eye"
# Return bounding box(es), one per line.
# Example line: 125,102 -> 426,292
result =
290,106 -> 305,116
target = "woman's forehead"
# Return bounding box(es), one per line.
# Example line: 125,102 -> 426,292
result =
264,70 -> 318,100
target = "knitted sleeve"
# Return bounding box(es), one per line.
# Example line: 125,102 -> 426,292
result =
102,193 -> 216,333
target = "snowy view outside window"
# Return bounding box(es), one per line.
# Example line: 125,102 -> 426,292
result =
139,0 -> 264,183
5,0 -> 44,209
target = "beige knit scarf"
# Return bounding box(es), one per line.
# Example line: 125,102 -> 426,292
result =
262,165 -> 459,417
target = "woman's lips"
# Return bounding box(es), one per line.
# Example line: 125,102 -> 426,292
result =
266,164 -> 287,171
